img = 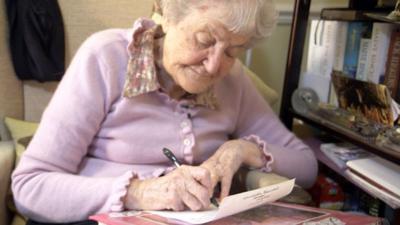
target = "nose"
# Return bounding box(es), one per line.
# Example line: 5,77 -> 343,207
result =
203,46 -> 224,75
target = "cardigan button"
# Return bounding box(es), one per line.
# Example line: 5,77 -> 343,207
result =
183,138 -> 191,146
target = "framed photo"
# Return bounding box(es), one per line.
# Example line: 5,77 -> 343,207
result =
331,72 -> 394,126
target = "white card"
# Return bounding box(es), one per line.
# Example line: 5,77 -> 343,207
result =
148,179 -> 295,224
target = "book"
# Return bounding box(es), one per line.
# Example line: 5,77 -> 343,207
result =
306,20 -> 345,104
320,143 -> 372,169
306,20 -> 338,78
333,21 -> 349,72
330,21 -> 346,105
346,157 -> 400,208
347,157 -> 400,198
355,37 -> 372,81
91,202 -> 383,225
343,22 -> 372,78
345,170 -> 400,210
366,23 -> 396,84
384,29 -> 400,99
92,180 -> 295,225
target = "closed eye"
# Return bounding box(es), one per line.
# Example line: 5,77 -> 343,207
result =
196,32 -> 216,48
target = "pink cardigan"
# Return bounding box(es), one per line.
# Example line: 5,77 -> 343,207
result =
12,21 -> 318,223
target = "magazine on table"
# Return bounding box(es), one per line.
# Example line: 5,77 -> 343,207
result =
90,177 -> 383,225
91,179 -> 325,225
91,201 -> 329,225
320,142 -> 372,169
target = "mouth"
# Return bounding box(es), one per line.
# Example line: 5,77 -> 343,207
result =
187,66 -> 215,79
179,66 -> 220,93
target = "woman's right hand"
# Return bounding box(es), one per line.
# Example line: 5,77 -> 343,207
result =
124,165 -> 212,211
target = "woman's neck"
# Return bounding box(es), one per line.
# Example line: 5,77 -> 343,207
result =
154,36 -> 188,100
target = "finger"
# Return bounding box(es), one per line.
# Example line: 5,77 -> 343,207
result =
199,164 -> 219,196
170,201 -> 185,211
174,172 -> 209,210
185,166 -> 212,190
173,170 -> 210,210
179,187 -> 204,211
165,183 -> 185,211
186,179 -> 211,209
209,170 -> 220,193
180,169 -> 211,209
220,173 -> 233,200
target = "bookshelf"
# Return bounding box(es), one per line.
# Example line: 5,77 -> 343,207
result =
279,0 -> 400,222
365,12 -> 400,24
305,138 -> 400,209
280,0 -> 400,164
320,8 -> 392,21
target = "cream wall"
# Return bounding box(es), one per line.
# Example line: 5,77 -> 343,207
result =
250,0 -> 348,113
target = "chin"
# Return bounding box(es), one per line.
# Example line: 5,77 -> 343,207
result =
181,82 -> 212,94
183,75 -> 222,94
177,68 -> 219,93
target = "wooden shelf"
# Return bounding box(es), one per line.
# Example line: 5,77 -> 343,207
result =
305,138 -> 400,209
321,8 -> 372,21
364,13 -> 400,24
319,9 -> 400,24
280,0 -> 400,221
290,109 -> 400,165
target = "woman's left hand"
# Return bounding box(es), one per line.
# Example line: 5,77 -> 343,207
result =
200,139 -> 266,200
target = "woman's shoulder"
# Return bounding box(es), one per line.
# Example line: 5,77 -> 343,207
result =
78,28 -> 131,57
79,18 -> 156,56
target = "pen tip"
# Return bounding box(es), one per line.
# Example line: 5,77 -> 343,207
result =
211,197 -> 219,207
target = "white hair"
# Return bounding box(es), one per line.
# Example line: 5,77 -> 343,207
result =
160,0 -> 278,44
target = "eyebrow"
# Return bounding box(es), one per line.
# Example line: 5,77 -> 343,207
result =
206,26 -> 249,49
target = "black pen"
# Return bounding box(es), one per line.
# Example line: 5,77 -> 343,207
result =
162,148 -> 219,207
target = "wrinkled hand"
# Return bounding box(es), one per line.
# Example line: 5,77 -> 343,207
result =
200,140 -> 265,200
124,165 -> 212,211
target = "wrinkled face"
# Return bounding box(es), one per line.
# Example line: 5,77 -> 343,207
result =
161,4 -> 250,94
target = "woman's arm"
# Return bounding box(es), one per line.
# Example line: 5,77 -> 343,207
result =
201,61 -> 318,198
231,63 -> 318,188
11,31 -> 132,223
200,139 -> 265,199
124,165 -> 212,211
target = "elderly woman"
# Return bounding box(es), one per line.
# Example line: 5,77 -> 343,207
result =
12,0 -> 318,224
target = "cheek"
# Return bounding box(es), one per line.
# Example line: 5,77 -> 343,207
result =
219,59 -> 235,75
176,47 -> 208,65
172,42 -> 208,66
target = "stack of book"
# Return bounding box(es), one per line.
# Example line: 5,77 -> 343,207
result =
302,17 -> 400,106
320,143 -> 372,170
320,142 -> 400,208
